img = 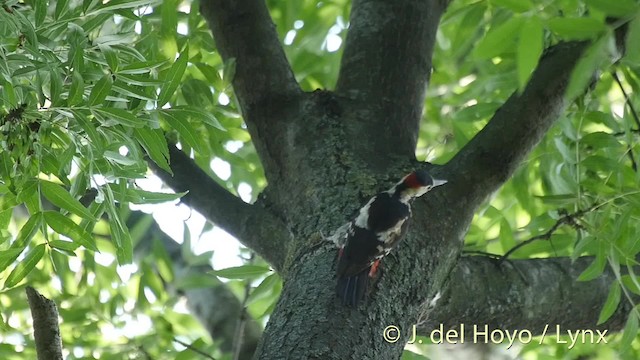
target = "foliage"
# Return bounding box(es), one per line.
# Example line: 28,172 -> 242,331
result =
0,0 -> 638,358
423,0 -> 640,357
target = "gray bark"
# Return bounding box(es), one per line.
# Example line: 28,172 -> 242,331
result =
425,256 -> 634,336
26,286 -> 64,360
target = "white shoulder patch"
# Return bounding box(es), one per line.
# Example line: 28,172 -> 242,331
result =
354,197 -> 375,229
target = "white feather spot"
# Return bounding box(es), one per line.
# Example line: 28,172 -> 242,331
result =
429,292 -> 442,307
354,198 -> 374,228
377,218 -> 406,243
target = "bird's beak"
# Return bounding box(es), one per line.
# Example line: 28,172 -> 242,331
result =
432,178 -> 447,187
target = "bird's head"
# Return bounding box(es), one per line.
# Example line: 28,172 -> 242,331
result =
393,169 -> 447,202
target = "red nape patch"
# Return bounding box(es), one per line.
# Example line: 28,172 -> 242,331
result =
404,172 -> 421,189
338,247 -> 344,259
368,260 -> 380,277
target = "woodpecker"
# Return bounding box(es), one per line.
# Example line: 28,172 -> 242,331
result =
335,170 -> 447,306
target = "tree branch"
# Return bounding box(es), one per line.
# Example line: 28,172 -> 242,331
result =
422,255 -> 634,336
335,0 -> 450,159
199,0 -> 301,112
130,211 -> 262,360
611,70 -> 639,172
445,41 -> 589,208
26,287 -> 64,360
500,205 -> 595,261
148,145 -> 290,270
199,0 -> 302,181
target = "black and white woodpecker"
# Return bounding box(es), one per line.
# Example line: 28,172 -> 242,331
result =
335,170 -> 447,306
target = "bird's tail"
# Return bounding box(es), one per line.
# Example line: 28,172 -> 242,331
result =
336,268 -> 369,307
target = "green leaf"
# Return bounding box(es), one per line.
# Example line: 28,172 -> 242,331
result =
49,69 -> 62,107
195,62 -> 223,87
547,18 -> 607,40
134,127 -> 172,174
88,74 -> 114,106
161,110 -> 206,153
490,0 -> 532,13
566,34 -> 611,101
578,255 -> 606,281
0,213 -> 42,272
72,109 -> 103,149
13,8 -> 38,48
620,310 -> 639,352
109,184 -> 186,204
4,244 -> 46,288
49,240 -> 80,253
43,211 -> 98,251
152,239 -> 174,282
165,107 -> 225,131
40,180 -> 95,220
553,137 -> 575,164
92,108 -> 145,128
15,213 -> 42,249
0,208 -> 11,230
211,265 -> 272,279
141,263 -> 165,298
99,44 -> 119,72
473,17 -> 523,59
499,217 -> 515,252
87,0 -> 163,15
535,194 -> 578,206
517,18 -> 543,90
111,82 -> 156,101
222,57 -> 237,87
175,274 -> 221,290
68,70 -> 84,106
118,60 -> 167,75
246,273 -> 280,305
16,179 -> 39,203
401,350 -> 431,360
621,274 -> 640,295
54,0 -> 69,19
0,249 -> 26,263
572,235 -> 596,260
597,282 -> 621,324
455,103 -> 501,122
625,17 -> 640,65
103,151 -> 138,166
585,0 -> 638,17
103,186 -> 133,264
580,132 -> 622,149
158,44 -> 189,107
35,0 -> 46,26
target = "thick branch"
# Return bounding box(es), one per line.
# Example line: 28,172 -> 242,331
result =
336,0 -> 450,158
199,0 -> 302,181
422,256 -> 633,335
129,211 -> 262,360
26,287 -> 63,360
199,0 -> 301,114
149,145 -> 290,270
445,41 -> 588,208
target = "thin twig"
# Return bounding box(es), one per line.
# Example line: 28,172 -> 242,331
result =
500,205 -> 597,262
461,250 -> 501,259
611,70 -> 639,172
232,252 -> 255,360
172,338 -> 216,360
612,71 -> 640,129
612,129 -> 640,137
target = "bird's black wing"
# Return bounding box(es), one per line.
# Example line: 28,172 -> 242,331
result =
365,193 -> 410,233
